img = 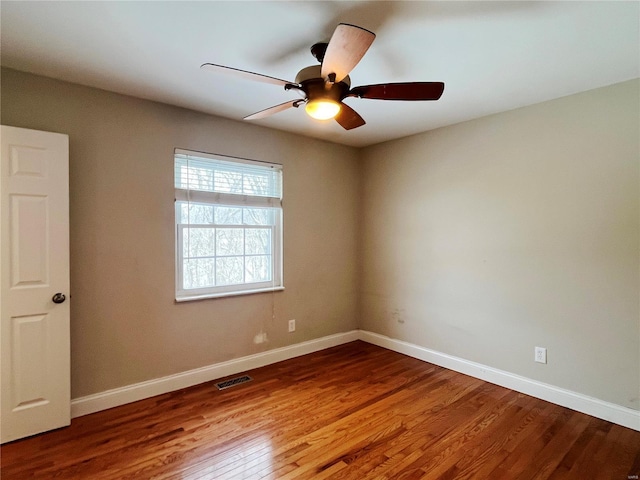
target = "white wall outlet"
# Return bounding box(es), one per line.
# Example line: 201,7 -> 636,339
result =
288,319 -> 296,333
535,346 -> 547,364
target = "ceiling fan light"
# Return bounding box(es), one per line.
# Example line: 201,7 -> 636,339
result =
305,99 -> 341,120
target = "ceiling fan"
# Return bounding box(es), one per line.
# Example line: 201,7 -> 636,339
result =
201,23 -> 445,130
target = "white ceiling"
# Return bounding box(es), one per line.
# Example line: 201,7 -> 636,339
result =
1,1 -> 638,147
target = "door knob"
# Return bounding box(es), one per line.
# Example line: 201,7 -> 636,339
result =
52,293 -> 66,304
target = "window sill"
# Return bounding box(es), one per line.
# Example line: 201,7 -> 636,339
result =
175,286 -> 285,303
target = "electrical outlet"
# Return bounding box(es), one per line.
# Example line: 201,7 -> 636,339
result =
288,319 -> 296,333
535,346 -> 547,364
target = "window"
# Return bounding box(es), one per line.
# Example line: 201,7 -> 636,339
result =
174,149 -> 283,301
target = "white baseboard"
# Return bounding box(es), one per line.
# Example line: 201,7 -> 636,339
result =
71,328 -> 639,432
359,330 -> 640,432
71,330 -> 360,418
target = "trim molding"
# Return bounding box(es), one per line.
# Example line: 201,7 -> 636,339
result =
71,329 -> 639,431
359,330 -> 640,432
71,330 -> 359,418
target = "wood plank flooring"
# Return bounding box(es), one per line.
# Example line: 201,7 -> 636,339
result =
2,341 -> 639,479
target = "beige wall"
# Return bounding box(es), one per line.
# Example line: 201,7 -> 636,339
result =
1,68 -> 361,398
360,79 -> 640,410
3,67 -> 638,412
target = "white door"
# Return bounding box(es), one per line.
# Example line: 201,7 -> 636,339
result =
1,125 -> 70,443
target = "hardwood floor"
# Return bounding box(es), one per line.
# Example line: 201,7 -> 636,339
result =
2,341 -> 639,479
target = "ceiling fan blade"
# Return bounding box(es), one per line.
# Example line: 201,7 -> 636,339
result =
335,103 -> 366,130
201,63 -> 293,86
244,100 -> 299,121
350,82 -> 445,101
321,24 -> 375,84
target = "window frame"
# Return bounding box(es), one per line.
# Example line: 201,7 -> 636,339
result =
174,149 -> 283,302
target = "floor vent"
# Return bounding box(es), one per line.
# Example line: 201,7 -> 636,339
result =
215,375 -> 253,390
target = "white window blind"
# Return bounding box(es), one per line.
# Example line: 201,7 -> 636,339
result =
174,149 -> 283,301
175,149 -> 282,207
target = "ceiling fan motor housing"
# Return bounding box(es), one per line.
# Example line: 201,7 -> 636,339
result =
295,65 -> 351,102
